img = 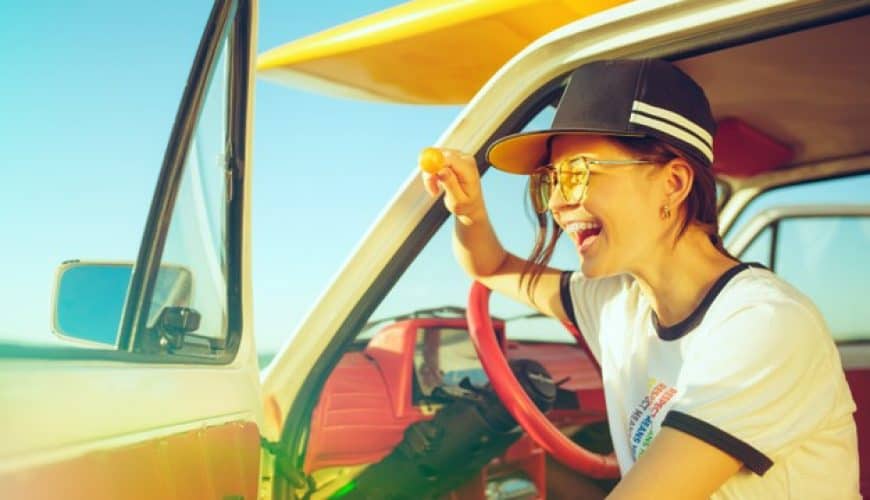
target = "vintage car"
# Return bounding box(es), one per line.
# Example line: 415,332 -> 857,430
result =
1,0 -> 867,499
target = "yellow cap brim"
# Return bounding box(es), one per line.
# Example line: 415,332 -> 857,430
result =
486,129 -> 644,174
486,131 -> 555,174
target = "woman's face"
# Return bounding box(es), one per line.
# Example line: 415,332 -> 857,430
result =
548,135 -> 668,278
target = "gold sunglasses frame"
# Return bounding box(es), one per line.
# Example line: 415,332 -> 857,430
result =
529,156 -> 656,213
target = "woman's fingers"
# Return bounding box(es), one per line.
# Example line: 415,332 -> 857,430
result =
441,149 -> 478,190
419,147 -> 479,197
436,167 -> 466,199
423,171 -> 443,196
419,146 -> 484,225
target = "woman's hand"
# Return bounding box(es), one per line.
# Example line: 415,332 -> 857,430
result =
417,147 -> 568,322
420,147 -> 485,226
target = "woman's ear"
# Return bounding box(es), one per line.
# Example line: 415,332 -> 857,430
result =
663,157 -> 694,206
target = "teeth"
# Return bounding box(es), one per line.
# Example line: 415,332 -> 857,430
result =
565,221 -> 602,234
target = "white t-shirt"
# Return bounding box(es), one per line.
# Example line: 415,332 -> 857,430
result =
560,263 -> 860,499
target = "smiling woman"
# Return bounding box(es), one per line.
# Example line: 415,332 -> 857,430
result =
421,57 -> 860,499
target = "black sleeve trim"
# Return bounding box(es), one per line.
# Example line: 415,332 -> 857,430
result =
662,411 -> 773,476
559,271 -> 580,330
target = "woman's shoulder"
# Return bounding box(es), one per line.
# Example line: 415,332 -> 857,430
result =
720,265 -> 817,312
706,265 -> 829,346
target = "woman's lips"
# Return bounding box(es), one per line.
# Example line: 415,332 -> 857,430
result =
564,220 -> 603,254
578,231 -> 600,253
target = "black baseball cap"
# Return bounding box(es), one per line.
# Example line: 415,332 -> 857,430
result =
486,59 -> 716,173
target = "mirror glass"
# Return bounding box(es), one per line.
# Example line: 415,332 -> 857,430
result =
53,262 -> 192,347
54,263 -> 130,346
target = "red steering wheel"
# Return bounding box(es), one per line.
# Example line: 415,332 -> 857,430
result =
466,281 -> 620,479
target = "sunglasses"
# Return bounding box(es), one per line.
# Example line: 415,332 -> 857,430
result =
529,155 -> 657,213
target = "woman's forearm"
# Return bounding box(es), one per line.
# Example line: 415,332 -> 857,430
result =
451,205 -> 509,279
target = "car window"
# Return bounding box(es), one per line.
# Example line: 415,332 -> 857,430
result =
736,214 -> 870,344
776,216 -> 870,343
147,27 -> 231,352
737,226 -> 773,268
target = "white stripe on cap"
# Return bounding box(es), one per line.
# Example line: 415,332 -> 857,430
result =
632,100 -> 713,146
629,113 -> 714,163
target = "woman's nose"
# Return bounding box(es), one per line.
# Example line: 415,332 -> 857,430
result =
548,183 -> 578,213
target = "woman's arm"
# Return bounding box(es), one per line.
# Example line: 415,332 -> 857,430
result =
608,427 -> 741,499
422,148 -> 569,323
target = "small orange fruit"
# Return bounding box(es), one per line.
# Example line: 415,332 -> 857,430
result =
419,147 -> 445,174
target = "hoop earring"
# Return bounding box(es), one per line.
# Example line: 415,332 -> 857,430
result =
662,204 -> 671,219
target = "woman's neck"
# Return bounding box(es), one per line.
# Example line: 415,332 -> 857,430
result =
630,229 -> 738,327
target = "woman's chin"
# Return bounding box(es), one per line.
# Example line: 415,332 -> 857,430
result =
579,256 -> 603,278
579,246 -> 619,278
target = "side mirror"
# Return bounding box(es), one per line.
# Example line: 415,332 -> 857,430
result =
52,261 -> 192,348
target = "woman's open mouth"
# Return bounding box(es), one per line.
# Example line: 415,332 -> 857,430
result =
564,221 -> 603,254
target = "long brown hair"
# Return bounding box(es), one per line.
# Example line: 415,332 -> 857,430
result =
519,136 -> 731,301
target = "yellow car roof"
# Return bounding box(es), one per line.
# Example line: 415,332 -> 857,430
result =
257,0 -> 630,104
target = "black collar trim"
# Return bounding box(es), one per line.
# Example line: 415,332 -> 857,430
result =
652,262 -> 767,341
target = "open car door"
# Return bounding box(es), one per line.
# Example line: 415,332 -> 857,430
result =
0,1 -> 261,499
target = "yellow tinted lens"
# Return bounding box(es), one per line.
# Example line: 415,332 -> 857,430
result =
557,158 -> 589,203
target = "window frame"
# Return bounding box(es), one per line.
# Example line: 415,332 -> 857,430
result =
719,157 -> 870,241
